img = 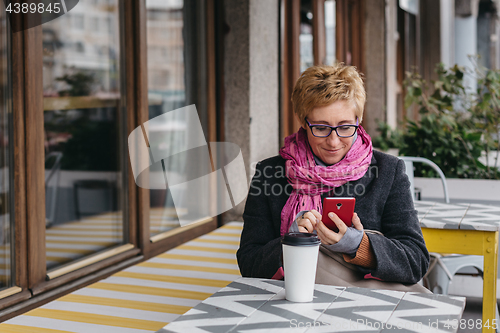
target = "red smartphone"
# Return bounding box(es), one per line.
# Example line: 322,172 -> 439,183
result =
322,197 -> 356,232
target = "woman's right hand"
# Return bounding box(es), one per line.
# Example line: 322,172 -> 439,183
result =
297,210 -> 321,233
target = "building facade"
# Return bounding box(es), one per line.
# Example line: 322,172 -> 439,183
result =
0,0 -> 497,320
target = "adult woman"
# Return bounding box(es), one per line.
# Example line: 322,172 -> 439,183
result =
237,63 -> 429,286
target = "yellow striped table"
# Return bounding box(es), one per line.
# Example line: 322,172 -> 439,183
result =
1,222 -> 243,333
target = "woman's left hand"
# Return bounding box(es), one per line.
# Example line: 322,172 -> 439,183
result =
316,212 -> 363,245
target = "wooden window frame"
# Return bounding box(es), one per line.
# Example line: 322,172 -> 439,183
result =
136,0 -> 219,260
0,12 -> 33,313
0,1 -> 142,318
336,0 -> 365,72
0,0 -> 221,318
281,0 -> 301,141
312,0 -> 326,66
20,1 -> 141,299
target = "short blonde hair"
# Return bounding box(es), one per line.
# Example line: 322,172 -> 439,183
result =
291,64 -> 366,125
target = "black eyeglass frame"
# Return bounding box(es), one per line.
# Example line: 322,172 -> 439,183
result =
305,118 -> 359,138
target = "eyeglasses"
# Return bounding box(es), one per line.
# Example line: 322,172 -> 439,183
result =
305,118 -> 359,138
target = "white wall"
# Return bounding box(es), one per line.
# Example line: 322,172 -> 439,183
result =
440,0 -> 455,68
455,12 -> 478,92
414,177 -> 500,201
385,0 -> 399,130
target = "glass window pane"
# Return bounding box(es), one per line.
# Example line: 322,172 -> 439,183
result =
42,1 -> 127,271
300,0 -> 314,72
146,0 -> 211,237
325,0 -> 336,65
0,1 -> 13,289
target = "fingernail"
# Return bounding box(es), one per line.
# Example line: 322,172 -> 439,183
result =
328,213 -> 333,217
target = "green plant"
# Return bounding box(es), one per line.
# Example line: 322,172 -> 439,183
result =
386,62 -> 500,179
401,116 -> 486,178
469,57 -> 500,176
372,121 -> 403,151
56,72 -> 94,96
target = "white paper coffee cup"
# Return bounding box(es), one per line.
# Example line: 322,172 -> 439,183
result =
282,232 -> 321,302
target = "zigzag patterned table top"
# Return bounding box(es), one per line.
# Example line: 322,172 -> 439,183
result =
415,200 -> 500,231
158,277 -> 465,333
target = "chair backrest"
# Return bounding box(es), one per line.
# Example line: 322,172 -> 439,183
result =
398,156 -> 450,203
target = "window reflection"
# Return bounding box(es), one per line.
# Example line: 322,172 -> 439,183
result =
0,0 -> 13,289
147,0 -> 185,236
300,0 -> 314,72
325,0 -> 336,65
42,0 -> 126,270
146,0 -> 211,237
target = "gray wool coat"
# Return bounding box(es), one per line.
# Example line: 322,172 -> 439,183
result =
236,150 -> 430,284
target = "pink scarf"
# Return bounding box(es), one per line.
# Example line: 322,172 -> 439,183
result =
279,126 -> 373,235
